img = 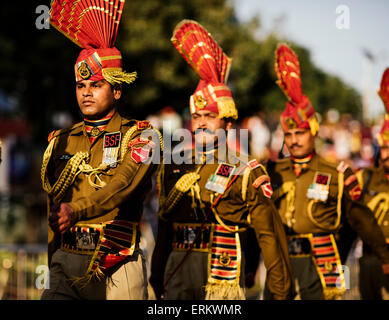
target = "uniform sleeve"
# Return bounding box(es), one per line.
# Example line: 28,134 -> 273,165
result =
246,166 -> 293,299
149,217 -> 173,299
69,131 -> 160,221
239,227 -> 261,288
343,167 -> 389,264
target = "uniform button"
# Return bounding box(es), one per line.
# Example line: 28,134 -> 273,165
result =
384,221 -> 388,226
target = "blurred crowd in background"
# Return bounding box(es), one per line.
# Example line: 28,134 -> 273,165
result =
0,0 -> 387,299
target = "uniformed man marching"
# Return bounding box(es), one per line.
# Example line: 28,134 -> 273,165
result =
41,0 -> 161,300
356,68 -> 389,299
149,20 -> 292,300
266,44 -> 389,300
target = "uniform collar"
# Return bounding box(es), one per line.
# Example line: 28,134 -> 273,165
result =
69,110 -> 122,137
283,151 -> 319,173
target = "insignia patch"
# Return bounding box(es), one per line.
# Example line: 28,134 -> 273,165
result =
286,117 -> 298,129
260,182 -> 273,198
136,120 -> 151,130
78,61 -> 92,80
349,184 -> 362,201
102,132 -> 121,167
205,163 -> 236,194
252,175 -> 270,189
307,172 -> 331,201
247,159 -> 261,170
131,146 -> 152,164
344,174 -> 357,187
128,138 -> 155,164
194,94 -> 207,109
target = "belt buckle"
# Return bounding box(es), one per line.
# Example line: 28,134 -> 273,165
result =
76,231 -> 97,250
186,227 -> 196,244
288,237 -> 311,255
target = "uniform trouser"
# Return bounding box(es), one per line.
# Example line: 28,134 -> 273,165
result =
163,251 -> 245,300
359,254 -> 389,300
41,249 -> 148,300
264,256 -> 323,300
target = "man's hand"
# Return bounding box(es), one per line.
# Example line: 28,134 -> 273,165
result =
382,263 -> 389,275
49,203 -> 76,235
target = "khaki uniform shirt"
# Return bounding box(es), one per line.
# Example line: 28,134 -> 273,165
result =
358,166 -> 389,239
150,147 -> 292,300
267,153 -> 389,264
44,112 -> 160,262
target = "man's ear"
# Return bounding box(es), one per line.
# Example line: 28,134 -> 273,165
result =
225,120 -> 233,131
113,84 -> 122,100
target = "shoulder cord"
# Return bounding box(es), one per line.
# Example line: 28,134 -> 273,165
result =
367,193 -> 389,226
41,124 -> 163,205
275,181 -> 296,228
41,137 -> 90,204
307,170 -> 344,231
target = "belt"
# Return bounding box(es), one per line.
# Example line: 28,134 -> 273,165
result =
61,224 -> 102,255
61,220 -> 139,256
172,223 -> 212,252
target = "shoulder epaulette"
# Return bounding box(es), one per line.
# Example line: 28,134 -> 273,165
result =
136,120 -> 151,130
47,122 -> 83,142
336,161 -> 349,173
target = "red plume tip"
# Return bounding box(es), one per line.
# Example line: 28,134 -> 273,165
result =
379,68 -> 389,113
171,19 -> 231,85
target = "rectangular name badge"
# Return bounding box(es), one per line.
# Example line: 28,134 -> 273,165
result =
102,131 -> 121,167
307,172 -> 331,201
205,163 -> 236,194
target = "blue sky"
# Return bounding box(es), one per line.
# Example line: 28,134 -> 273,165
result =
233,0 -> 389,119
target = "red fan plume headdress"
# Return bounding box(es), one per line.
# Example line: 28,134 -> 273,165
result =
275,43 -> 318,136
49,0 -> 136,85
171,20 -> 238,120
377,68 -> 389,146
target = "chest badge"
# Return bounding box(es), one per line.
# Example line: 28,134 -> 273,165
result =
205,163 -> 236,194
307,172 -> 331,201
102,131 -> 121,167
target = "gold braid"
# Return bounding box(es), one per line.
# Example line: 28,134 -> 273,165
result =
367,193 -> 389,226
41,137 -> 90,204
160,172 -> 201,217
120,125 -> 164,161
41,124 -> 163,205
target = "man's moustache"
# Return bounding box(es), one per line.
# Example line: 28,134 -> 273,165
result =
194,128 -> 215,135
